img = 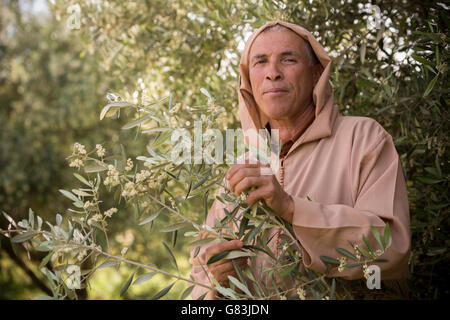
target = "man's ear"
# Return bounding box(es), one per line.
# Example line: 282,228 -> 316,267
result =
312,63 -> 324,87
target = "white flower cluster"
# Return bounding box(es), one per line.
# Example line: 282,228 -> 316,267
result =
104,165 -> 120,187
338,256 -> 347,273
96,144 -> 106,157
87,213 -> 103,226
363,264 -> 370,279
83,201 -> 96,211
69,158 -> 84,168
297,287 -> 306,300
73,142 -> 87,155
354,245 -> 362,260
125,158 -> 133,171
69,142 -> 87,168
374,249 -> 383,257
77,249 -> 88,262
121,181 -> 138,198
135,169 -> 151,183
104,207 -> 118,218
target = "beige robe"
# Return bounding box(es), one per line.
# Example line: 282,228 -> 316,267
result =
190,20 -> 411,300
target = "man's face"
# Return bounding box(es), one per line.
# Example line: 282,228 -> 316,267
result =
248,29 -> 321,121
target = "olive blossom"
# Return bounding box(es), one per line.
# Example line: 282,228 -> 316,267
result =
104,165 -> 120,187
96,144 -> 106,157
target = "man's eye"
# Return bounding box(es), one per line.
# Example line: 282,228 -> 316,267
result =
256,60 -> 265,65
285,59 -> 296,62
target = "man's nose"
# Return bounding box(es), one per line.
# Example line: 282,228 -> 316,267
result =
265,62 -> 283,81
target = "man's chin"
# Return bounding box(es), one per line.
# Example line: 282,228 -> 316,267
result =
261,108 -> 292,121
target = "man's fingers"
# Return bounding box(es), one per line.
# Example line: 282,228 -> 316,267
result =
246,185 -> 271,205
210,259 -> 248,281
233,176 -> 268,196
205,240 -> 243,257
227,168 -> 261,192
226,163 -> 260,182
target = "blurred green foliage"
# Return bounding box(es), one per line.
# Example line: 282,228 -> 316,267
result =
1,0 -> 448,299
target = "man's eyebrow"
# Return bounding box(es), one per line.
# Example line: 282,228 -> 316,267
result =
251,54 -> 267,61
280,51 -> 299,57
251,51 -> 299,61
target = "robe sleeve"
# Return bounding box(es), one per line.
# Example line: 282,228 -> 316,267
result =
291,130 -> 411,280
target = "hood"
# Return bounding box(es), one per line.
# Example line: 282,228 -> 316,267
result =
238,20 -> 339,152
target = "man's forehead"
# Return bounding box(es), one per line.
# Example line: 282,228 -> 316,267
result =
249,29 -> 307,58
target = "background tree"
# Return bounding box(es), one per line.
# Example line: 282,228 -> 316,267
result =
0,0 -> 448,299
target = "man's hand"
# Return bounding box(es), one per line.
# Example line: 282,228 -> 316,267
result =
205,240 -> 248,287
226,162 -> 294,223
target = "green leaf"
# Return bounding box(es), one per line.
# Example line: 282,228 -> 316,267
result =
28,209 -> 34,230
280,262 -> 297,277
197,292 -> 207,300
423,73 -> 439,97
180,285 -> 194,300
84,163 -> 107,173
383,223 -> 391,249
411,54 -> 434,67
193,246 -> 201,259
246,219 -> 265,243
244,244 -> 275,260
100,102 -> 133,120
39,251 -> 54,269
160,221 -> 191,233
225,250 -> 255,260
193,175 -> 209,190
122,114 -> 152,130
343,262 -> 364,268
151,282 -> 175,300
200,88 -> 213,100
120,271 -> 135,297
96,261 -> 120,270
133,272 -> 156,285
320,256 -> 340,265
11,231 -> 38,243
215,286 -> 238,299
356,246 -> 372,259
362,234 -> 373,252
171,230 -> 177,247
203,191 -> 209,223
37,216 -> 43,231
336,248 -> 357,260
35,243 -> 51,252
371,226 -> 384,250
417,176 -> 442,184
207,250 -> 230,264
330,278 -> 336,300
138,209 -> 162,226
56,214 -> 62,226
228,275 -> 253,297
73,173 -> 91,186
163,242 -> 178,271
232,260 -> 246,284
72,189 -> 92,197
188,237 -> 214,247
59,189 -> 79,203
238,216 -> 249,239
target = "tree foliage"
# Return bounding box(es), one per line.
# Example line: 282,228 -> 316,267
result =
0,0 -> 448,299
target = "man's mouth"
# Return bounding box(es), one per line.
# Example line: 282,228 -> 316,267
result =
264,88 -> 288,96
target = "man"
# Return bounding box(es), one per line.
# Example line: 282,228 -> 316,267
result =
190,21 -> 411,299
